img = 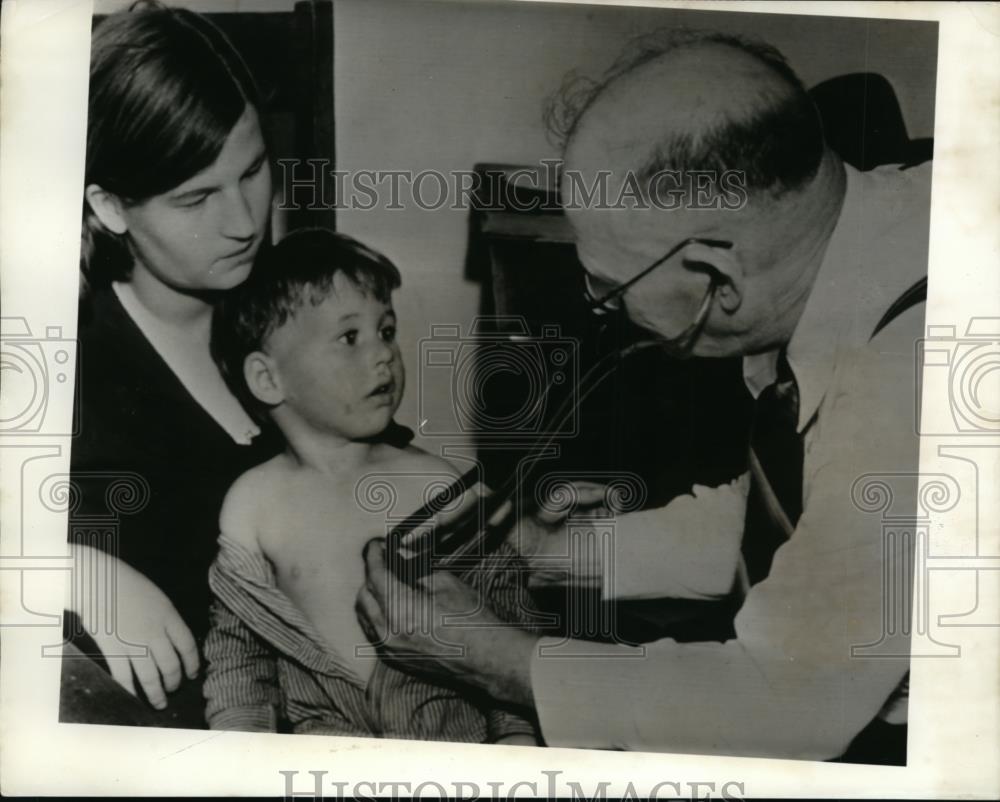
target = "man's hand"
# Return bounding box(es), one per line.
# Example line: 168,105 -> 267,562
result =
355,538 -> 537,708
508,481 -> 611,590
69,544 -> 199,710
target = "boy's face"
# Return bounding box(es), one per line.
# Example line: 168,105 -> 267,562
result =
265,274 -> 404,441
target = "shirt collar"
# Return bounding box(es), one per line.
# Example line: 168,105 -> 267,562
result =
771,161 -> 929,433
742,350 -> 779,400
742,163 -> 863,432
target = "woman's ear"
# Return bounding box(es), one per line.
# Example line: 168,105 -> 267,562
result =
84,184 -> 129,235
684,240 -> 743,314
244,351 -> 284,407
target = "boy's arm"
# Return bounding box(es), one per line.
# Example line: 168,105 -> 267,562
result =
204,468 -> 282,732
203,597 -> 282,732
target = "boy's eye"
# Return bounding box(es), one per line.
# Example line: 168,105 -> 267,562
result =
338,330 -> 358,346
380,325 -> 396,342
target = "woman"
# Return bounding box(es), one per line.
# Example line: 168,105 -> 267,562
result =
63,2 -> 279,728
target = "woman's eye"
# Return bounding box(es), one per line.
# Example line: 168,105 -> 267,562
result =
380,325 -> 396,342
338,330 -> 358,346
178,194 -> 209,209
242,158 -> 266,181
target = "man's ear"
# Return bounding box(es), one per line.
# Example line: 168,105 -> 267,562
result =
244,351 -> 284,407
84,184 -> 129,235
683,240 -> 743,313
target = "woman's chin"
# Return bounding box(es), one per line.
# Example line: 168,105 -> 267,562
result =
212,259 -> 255,290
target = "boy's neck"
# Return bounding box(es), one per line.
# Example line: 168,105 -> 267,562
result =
278,418 -> 381,475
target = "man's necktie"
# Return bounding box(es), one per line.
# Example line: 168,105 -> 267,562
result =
741,350 -> 804,587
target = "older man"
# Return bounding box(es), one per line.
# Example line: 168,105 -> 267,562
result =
357,31 -> 929,762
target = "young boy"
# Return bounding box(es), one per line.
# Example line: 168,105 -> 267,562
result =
204,229 -> 538,743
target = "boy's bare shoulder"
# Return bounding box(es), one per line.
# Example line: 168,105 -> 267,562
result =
376,442 -> 461,479
366,444 -> 464,515
219,455 -> 290,549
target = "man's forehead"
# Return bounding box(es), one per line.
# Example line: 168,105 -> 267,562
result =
566,202 -> 676,276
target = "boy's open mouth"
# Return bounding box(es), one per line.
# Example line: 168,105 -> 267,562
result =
368,381 -> 394,397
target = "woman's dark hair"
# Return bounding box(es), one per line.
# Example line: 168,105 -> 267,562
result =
82,1 -> 263,291
212,228 -> 403,422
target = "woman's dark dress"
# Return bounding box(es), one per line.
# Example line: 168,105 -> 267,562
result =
61,286 -> 279,727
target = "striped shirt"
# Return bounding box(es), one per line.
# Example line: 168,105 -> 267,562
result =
204,534 -> 538,741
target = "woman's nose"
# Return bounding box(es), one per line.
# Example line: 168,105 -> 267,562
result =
221,186 -> 258,240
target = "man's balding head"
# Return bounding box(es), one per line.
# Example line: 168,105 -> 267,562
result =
552,30 -> 824,203
551,31 -> 847,357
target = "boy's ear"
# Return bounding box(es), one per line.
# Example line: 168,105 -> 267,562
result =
84,184 -> 129,236
244,351 -> 284,407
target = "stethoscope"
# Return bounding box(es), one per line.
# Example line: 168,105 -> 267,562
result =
386,274 -> 722,584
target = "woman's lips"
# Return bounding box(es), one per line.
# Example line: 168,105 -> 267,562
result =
221,239 -> 257,262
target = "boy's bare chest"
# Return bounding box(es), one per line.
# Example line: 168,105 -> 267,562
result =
253,469 -> 442,671
258,478 -> 383,586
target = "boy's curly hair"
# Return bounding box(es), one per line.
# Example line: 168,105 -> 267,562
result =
212,228 -> 401,421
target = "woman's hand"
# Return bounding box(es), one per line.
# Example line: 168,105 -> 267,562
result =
68,544 -> 199,710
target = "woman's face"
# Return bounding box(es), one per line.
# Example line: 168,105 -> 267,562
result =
118,106 -> 272,294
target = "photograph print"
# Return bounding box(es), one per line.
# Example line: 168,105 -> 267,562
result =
60,0 -> 937,767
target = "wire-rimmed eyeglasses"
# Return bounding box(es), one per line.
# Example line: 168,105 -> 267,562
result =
583,236 -> 733,357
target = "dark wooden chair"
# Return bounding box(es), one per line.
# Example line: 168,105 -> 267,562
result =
810,72 -> 933,170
